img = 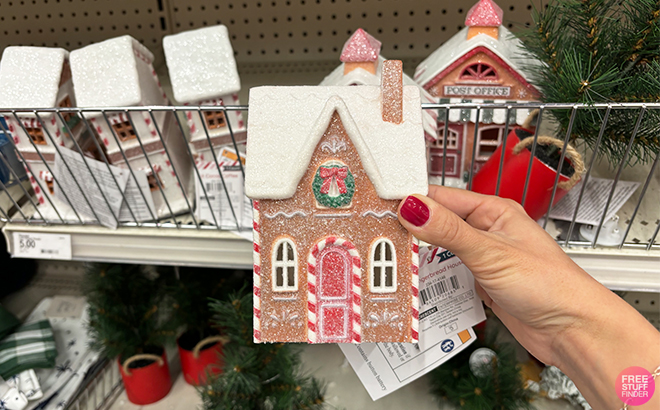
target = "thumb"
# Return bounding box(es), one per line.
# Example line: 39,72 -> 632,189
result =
397,194 -> 484,260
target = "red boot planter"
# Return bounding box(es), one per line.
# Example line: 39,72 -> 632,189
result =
178,335 -> 228,386
119,352 -> 172,405
472,129 -> 584,221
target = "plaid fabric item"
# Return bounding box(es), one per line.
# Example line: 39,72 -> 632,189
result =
0,305 -> 20,340
0,320 -> 57,379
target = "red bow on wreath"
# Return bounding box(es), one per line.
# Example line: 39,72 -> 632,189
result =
319,166 -> 348,194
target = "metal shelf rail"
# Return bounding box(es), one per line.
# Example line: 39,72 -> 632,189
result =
0,102 -> 659,289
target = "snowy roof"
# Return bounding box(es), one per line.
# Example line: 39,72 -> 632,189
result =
245,86 -> 429,200
0,47 -> 69,109
320,56 -> 438,139
465,0 -> 503,27
340,28 -> 381,63
414,26 -> 539,89
70,35 -> 154,108
163,25 -> 241,103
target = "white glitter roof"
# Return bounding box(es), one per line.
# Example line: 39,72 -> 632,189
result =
70,35 -> 154,108
245,86 -> 429,200
163,25 -> 241,103
0,47 -> 69,109
414,26 -> 539,88
320,56 -> 438,139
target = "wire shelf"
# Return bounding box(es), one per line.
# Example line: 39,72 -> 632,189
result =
0,102 -> 658,253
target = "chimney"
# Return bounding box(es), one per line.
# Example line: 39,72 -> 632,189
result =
465,0 -> 503,40
340,28 -> 381,75
381,60 -> 403,124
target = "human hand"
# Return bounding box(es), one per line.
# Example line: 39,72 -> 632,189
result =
397,185 -> 602,366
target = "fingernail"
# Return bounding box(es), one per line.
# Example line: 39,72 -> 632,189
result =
400,196 -> 430,227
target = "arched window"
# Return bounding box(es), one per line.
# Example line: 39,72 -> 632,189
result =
459,63 -> 498,81
370,239 -> 396,293
430,125 -> 460,149
272,238 -> 298,291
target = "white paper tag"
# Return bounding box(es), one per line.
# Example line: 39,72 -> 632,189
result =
195,161 -> 253,241
549,177 -> 640,225
54,147 -> 128,229
417,247 -> 487,350
12,232 -> 72,260
118,170 -> 157,222
339,328 -> 476,401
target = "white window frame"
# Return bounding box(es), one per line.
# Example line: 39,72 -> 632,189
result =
271,238 -> 298,292
369,238 -> 397,293
476,125 -> 505,161
432,125 -> 459,150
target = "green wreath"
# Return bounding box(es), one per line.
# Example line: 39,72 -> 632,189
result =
312,165 -> 355,208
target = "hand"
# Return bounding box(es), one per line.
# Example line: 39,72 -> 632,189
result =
398,185 -> 594,364
397,185 -> 660,409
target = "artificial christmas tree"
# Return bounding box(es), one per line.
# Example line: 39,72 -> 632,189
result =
520,0 -> 660,165
201,290 -> 326,410
83,263 -> 178,404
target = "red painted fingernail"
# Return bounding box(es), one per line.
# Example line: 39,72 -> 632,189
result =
400,196 -> 430,227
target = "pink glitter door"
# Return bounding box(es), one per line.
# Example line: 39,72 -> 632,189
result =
317,246 -> 352,343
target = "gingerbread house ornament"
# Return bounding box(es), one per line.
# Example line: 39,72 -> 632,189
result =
320,28 -> 438,144
163,25 -> 246,162
70,35 -> 194,219
0,46 -> 86,206
414,0 -> 540,184
246,61 -> 427,344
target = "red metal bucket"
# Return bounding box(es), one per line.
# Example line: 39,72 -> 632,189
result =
178,335 -> 226,386
118,351 -> 172,405
472,128 -> 579,221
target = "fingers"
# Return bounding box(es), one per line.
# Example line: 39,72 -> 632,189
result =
398,194 -> 484,259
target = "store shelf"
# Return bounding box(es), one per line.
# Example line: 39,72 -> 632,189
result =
3,223 -> 659,291
2,224 -> 254,269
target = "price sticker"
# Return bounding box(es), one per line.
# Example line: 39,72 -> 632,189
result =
12,232 -> 72,260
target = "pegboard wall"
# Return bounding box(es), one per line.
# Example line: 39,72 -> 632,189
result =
0,0 -> 543,71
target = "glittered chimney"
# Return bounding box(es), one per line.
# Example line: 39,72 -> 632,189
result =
381,60 -> 403,124
465,0 -> 504,40
340,28 -> 382,75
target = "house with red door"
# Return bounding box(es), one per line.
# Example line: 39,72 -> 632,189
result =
245,61 -> 428,344
414,0 -> 540,184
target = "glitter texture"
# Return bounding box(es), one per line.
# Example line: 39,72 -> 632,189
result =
245,86 -> 427,200
250,112 -> 424,344
163,25 -> 241,104
381,60 -> 403,124
70,36 -> 155,108
340,28 -> 382,63
0,47 -> 68,109
465,0 -> 504,27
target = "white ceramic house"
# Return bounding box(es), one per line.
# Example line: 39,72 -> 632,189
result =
320,28 -> 438,144
414,0 -> 540,184
0,46 -> 84,205
163,25 -> 246,162
70,35 -> 194,219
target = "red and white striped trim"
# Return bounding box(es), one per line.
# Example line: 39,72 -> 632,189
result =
411,239 -> 420,343
252,201 -> 262,343
307,236 -> 361,344
21,118 -> 40,129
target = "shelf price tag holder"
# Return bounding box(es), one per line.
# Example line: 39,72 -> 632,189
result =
12,232 -> 72,260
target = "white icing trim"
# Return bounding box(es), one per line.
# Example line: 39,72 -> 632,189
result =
263,211 -> 308,219
362,210 -> 397,219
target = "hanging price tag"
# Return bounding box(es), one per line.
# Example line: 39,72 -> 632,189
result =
12,232 -> 72,260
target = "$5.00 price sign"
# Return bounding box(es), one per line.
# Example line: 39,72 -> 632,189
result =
12,232 -> 72,260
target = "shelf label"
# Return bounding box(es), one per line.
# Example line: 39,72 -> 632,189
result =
12,232 -> 72,260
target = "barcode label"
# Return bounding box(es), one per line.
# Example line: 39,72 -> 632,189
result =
420,275 -> 459,306
205,181 -> 224,192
